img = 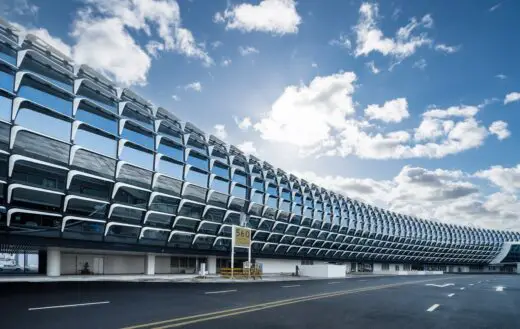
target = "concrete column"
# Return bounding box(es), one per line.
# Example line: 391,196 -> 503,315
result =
46,248 -> 61,277
207,255 -> 217,275
145,254 -> 155,275
516,263 -> 520,274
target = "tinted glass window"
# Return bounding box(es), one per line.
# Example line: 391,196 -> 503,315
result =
19,84 -> 71,116
185,168 -> 208,187
231,185 -> 247,199
158,142 -> 183,161
158,159 -> 183,179
251,191 -> 264,204
211,163 -> 229,178
267,196 -> 277,208
210,177 -> 228,193
16,108 -> 71,141
0,69 -> 14,92
121,126 -> 154,150
75,129 -> 117,158
187,153 -> 208,170
281,190 -> 291,200
75,105 -> 117,134
0,94 -> 12,122
232,171 -> 247,185
120,145 -> 153,170
267,184 -> 278,196
0,44 -> 17,66
252,179 -> 264,191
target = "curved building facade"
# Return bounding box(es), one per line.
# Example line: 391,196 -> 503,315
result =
1,21 -> 519,275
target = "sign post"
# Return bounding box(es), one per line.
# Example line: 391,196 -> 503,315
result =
231,225 -> 251,279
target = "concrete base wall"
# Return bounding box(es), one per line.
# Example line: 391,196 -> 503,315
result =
299,264 -> 346,278
104,255 -> 145,274
256,258 -> 300,274
155,256 -> 171,274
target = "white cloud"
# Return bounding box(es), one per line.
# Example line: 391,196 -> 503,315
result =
495,74 -> 507,80
489,3 -> 502,12
412,58 -> 427,70
364,98 -> 409,123
294,164 -> 520,230
184,81 -> 202,92
365,61 -> 380,74
69,0 -> 213,86
353,3 -> 433,60
423,105 -> 479,119
234,116 -> 253,131
11,24 -> 72,58
211,40 -> 223,49
214,124 -> 228,140
329,33 -> 352,49
220,57 -> 232,67
237,141 -> 258,155
475,165 -> 520,193
214,0 -> 301,35
171,94 -> 180,101
254,71 -> 357,148
311,62 -> 318,68
504,92 -> 520,104
12,0 -> 39,16
435,44 -> 461,54
489,121 -> 511,140
238,46 -> 259,56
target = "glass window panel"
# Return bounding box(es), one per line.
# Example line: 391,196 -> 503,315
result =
252,179 -> 264,191
120,146 -> 153,170
18,84 -> 71,116
294,194 -> 303,204
210,177 -> 229,194
16,108 -> 71,141
158,159 -> 183,179
113,187 -> 149,208
281,190 -> 291,200
304,208 -> 312,218
210,149 -> 227,162
0,68 -> 14,92
185,168 -> 208,187
267,184 -> 278,196
211,163 -> 229,178
76,86 -> 117,114
187,137 -> 206,154
20,58 -> 72,92
232,171 -> 247,185
187,152 -> 208,171
293,204 -> 302,214
121,126 -> 154,150
0,44 -> 17,66
158,142 -> 183,161
231,185 -> 247,199
149,195 -> 179,213
75,106 -> 117,134
0,94 -> 12,122
158,125 -> 182,144
75,129 -> 117,158
122,108 -> 154,130
267,196 -> 277,208
251,191 -> 263,204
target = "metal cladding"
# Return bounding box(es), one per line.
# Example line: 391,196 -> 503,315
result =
0,21 -> 519,264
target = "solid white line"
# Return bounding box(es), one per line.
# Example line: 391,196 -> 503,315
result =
448,293 -> 455,297
281,284 -> 301,288
460,287 -> 465,290
427,304 -> 440,312
204,289 -> 237,295
28,301 -> 110,311
328,282 -> 340,285
496,286 -> 504,292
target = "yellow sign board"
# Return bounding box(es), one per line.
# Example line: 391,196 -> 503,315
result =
234,226 -> 251,248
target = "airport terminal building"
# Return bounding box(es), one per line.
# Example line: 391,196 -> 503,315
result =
1,21 -> 520,277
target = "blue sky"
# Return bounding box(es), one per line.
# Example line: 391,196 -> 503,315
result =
3,0 -> 520,230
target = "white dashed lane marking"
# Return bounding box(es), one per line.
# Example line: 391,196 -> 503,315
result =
427,304 -> 440,312
448,293 -> 455,297
204,290 -> 237,295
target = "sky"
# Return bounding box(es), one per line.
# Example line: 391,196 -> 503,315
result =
2,0 -> 520,231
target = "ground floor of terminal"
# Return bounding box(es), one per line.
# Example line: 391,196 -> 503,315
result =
2,247 -> 519,277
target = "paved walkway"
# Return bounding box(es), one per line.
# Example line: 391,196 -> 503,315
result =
0,273 -> 403,283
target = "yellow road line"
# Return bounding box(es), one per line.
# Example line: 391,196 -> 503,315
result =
122,276 -> 473,329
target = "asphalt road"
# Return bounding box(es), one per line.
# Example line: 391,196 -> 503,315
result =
1,274 -> 519,329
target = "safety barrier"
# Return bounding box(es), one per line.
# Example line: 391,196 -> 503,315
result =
219,268 -> 262,279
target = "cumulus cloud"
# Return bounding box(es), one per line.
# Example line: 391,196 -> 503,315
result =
495,74 -> 507,80
220,58 -> 232,67
412,58 -> 427,70
251,70 -> 492,160
504,92 -> 520,104
238,46 -> 259,56
364,98 -> 409,123
329,33 -> 352,50
214,124 -> 228,140
184,81 -> 202,92
353,3 -> 433,60
214,0 -> 301,35
475,165 -> 520,193
294,165 -> 520,230
236,141 -> 258,155
171,94 -> 180,101
489,121 -> 511,140
10,24 -> 72,58
234,116 -> 253,131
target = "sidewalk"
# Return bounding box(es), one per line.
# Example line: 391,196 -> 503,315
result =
0,273 -> 397,283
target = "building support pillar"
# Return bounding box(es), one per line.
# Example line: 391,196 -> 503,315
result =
46,248 -> 61,277
145,254 -> 155,275
207,255 -> 217,275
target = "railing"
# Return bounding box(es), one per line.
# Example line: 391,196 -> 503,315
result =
219,267 -> 262,279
